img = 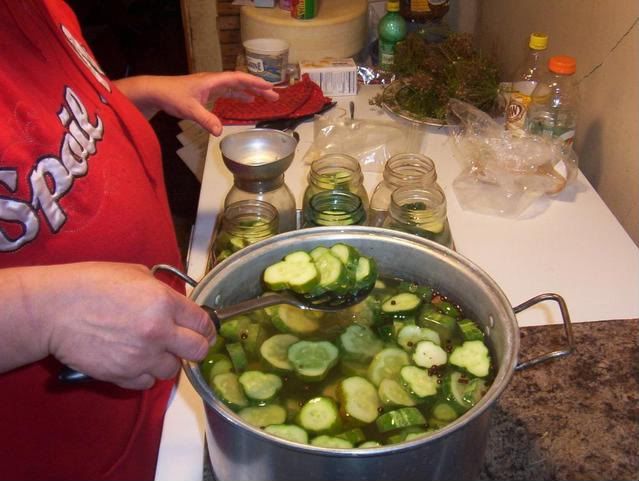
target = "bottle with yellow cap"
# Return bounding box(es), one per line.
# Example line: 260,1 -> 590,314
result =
505,32 -> 549,134
378,1 -> 407,71
525,55 -> 578,149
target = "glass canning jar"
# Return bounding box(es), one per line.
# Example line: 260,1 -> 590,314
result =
213,200 -> 279,263
302,153 -> 369,219
224,177 -> 296,233
303,190 -> 367,227
369,153 -> 437,227
382,184 -> 453,249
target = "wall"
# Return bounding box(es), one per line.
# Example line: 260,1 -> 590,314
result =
474,0 -> 639,246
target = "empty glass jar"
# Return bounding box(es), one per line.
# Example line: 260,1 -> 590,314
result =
382,184 -> 453,249
213,200 -> 279,263
369,153 -> 437,227
303,190 -> 367,227
302,153 -> 369,222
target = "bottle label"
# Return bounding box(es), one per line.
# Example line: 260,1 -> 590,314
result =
505,81 -> 537,133
378,41 -> 396,70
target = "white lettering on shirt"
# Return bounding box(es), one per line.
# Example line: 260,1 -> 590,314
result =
0,87 -> 104,252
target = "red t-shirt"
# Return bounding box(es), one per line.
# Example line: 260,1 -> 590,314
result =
0,1 -> 183,480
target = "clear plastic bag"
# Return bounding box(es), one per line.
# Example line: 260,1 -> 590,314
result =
303,115 -> 423,173
446,99 -> 578,217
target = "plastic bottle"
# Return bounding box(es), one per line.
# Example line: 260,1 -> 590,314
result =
378,1 -> 408,71
525,55 -> 578,148
400,0 -> 450,39
505,33 -> 549,134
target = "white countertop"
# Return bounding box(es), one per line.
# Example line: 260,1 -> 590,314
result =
156,84 -> 639,481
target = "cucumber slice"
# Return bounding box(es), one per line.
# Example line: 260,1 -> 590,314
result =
375,407 -> 427,433
219,315 -> 252,341
458,318 -> 485,341
462,378 -> 488,407
264,424 -> 309,444
354,256 -> 377,291
337,376 -> 380,424
226,342 -> 248,373
442,370 -> 487,413
338,324 -> 384,363
377,378 -> 416,407
270,304 -> 320,335
313,249 -> 348,294
239,404 -> 287,428
449,340 -> 491,377
386,426 -> 428,444
339,359 -> 370,377
200,351 -> 228,381
381,293 -> 422,318
212,372 -> 249,410
435,300 -> 461,319
396,325 -> 441,351
412,340 -> 448,368
432,402 -> 459,422
330,243 -> 360,271
367,347 -> 410,386
359,441 -> 383,448
335,428 -> 366,445
238,371 -> 283,404
397,281 -> 433,301
260,334 -> 300,372
418,309 -> 459,342
288,340 -> 339,382
399,366 -> 438,399
297,396 -> 341,433
310,435 -> 353,449
263,251 -> 320,294
242,323 -> 266,357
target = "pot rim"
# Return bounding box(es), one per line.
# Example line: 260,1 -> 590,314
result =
183,226 -> 519,455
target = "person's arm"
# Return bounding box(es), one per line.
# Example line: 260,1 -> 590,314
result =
113,71 -> 279,136
0,262 -> 215,390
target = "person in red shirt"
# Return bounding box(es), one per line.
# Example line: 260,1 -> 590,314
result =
0,1 -> 278,480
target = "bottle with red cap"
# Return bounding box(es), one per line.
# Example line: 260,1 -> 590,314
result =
525,55 -> 578,148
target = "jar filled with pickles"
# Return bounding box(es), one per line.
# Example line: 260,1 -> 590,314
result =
382,184 -> 453,249
213,200 -> 279,264
303,190 -> 367,227
369,152 -> 437,227
302,154 -> 369,221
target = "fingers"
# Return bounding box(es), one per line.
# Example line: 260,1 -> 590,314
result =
116,373 -> 156,390
149,352 -> 182,380
166,324 -> 211,362
188,102 -> 224,136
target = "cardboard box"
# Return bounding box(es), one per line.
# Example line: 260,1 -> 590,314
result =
299,58 -> 358,96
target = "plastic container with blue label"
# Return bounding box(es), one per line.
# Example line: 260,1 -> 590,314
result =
243,38 -> 289,84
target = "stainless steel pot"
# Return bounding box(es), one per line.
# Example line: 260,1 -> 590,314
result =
170,227 -> 573,481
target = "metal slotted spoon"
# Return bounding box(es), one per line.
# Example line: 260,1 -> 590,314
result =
58,265 -> 374,383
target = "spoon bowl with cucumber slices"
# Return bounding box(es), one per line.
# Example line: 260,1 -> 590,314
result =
196,242 -> 378,328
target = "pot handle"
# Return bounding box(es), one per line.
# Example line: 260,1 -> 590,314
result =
513,293 -> 575,371
151,264 -> 221,330
151,263 -> 199,288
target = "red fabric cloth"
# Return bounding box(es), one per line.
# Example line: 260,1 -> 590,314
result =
0,1 -> 181,480
213,74 -> 332,125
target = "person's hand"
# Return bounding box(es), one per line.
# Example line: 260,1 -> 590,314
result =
39,262 -> 215,390
114,71 -> 279,136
